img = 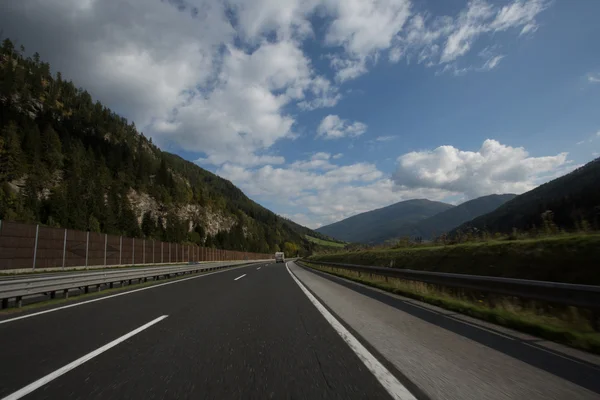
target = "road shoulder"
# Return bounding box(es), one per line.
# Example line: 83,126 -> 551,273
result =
289,261 -> 600,400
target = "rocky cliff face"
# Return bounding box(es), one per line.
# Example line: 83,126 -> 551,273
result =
127,189 -> 237,238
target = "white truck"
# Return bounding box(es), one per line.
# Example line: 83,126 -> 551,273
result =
275,252 -> 285,263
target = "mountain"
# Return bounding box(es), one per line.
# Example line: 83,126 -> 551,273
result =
0,38 -> 320,255
316,199 -> 453,243
453,158 -> 600,234
380,194 -> 516,242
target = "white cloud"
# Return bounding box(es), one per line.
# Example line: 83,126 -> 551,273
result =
375,135 -> 395,142
216,138 -> 573,228
324,0 -> 411,81
576,140 -> 585,145
393,139 -> 568,198
481,54 -> 504,70
317,115 -> 367,139
391,0 -> 547,70
332,153 -> 344,159
593,152 -> 599,158
290,152 -> 337,170
589,73 -> 600,84
217,154 -> 450,227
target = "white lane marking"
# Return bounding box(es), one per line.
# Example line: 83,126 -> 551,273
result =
286,263 -> 417,400
0,264 -> 253,325
234,274 -> 247,281
257,267 -> 261,270
2,315 -> 168,400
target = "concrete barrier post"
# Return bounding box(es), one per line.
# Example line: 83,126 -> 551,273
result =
85,231 -> 89,269
32,224 -> 39,270
62,228 -> 67,269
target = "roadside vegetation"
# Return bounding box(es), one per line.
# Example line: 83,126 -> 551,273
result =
309,232 -> 600,284
304,235 -> 346,248
301,261 -> 600,354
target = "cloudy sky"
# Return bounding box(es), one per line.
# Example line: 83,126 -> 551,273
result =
2,0 -> 600,228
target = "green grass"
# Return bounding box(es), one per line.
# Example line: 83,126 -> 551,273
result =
305,235 -> 346,248
308,234 -> 600,284
301,261 -> 600,354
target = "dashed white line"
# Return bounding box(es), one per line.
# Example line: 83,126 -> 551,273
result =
2,315 -> 168,400
286,262 -> 417,400
234,274 -> 247,281
257,267 -> 261,270
0,264 -> 252,325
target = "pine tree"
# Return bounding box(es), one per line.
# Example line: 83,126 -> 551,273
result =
41,125 -> 63,172
0,122 -> 25,181
141,211 -> 156,238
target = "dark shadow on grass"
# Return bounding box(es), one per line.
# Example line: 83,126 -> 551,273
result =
298,263 -> 600,394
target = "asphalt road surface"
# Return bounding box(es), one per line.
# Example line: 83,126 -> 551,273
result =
0,261 -> 598,400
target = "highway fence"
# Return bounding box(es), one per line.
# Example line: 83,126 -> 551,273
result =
0,220 -> 272,271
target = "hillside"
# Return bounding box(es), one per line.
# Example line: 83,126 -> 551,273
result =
453,157 -> 600,234
381,194 -> 516,242
316,199 -> 453,243
0,39 -> 318,255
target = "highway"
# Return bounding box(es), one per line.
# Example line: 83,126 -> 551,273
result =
0,261 -> 599,399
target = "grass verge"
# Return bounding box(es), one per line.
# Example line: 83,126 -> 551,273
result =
308,234 -> 600,284
300,261 -> 600,355
305,235 -> 346,248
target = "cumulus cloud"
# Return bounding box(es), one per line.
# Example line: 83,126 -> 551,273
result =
375,136 -> 395,142
217,155 -> 449,227
324,0 -> 411,81
317,115 -> 367,139
589,73 -> 600,84
217,140 -> 572,228
393,139 -> 568,198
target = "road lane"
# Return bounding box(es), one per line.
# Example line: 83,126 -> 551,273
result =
0,262 -> 263,398
0,263 -> 395,399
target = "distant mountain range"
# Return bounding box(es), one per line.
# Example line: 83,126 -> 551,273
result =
317,194 -> 516,244
453,157 -> 600,234
316,199 -> 453,243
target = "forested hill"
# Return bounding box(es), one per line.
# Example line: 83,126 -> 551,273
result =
0,38 -> 319,255
452,157 -> 600,234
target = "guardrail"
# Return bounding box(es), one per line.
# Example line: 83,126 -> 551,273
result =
298,260 -> 600,311
0,260 -> 267,309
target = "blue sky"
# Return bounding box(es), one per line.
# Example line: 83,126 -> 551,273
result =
2,0 -> 600,228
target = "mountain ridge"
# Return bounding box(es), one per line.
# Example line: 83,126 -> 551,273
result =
316,199 -> 454,243
373,194 -> 517,243
452,158 -> 600,235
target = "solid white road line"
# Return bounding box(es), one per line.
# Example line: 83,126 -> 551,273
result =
234,274 -> 247,281
285,262 -> 417,400
2,315 -> 168,400
0,264 -> 252,326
